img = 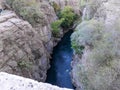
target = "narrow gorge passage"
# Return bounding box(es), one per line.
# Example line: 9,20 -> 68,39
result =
46,30 -> 74,89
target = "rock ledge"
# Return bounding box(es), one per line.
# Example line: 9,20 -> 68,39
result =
0,72 -> 72,90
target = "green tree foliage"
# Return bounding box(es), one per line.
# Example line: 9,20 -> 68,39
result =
18,60 -> 32,69
51,18 -> 64,37
51,6 -> 78,37
59,6 -> 77,28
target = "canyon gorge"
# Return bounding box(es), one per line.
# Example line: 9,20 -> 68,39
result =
0,0 -> 120,90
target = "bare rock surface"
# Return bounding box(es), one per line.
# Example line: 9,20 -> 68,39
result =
0,10 -> 50,81
0,0 -> 59,82
0,72 -> 73,90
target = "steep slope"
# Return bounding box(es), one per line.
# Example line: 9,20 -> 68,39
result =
0,10 -> 51,81
71,0 -> 120,90
0,0 -> 81,83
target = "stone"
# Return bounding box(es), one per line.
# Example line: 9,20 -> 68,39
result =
0,72 -> 73,90
7,61 -> 17,67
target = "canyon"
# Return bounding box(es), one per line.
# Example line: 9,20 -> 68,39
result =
0,0 -> 80,90
0,0 -> 120,90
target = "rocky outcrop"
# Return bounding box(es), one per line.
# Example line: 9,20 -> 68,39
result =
0,10 -> 51,81
71,0 -> 120,90
0,0 -> 59,82
0,72 -> 72,90
0,0 -> 81,87
32,0 -> 57,52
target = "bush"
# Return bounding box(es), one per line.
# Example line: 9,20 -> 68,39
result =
71,19 -> 120,90
71,20 -> 103,54
8,0 -> 46,26
18,60 -> 32,69
51,18 -> 64,37
71,41 -> 84,54
59,6 -> 77,28
81,31 -> 120,90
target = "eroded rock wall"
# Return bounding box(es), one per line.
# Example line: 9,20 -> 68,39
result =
0,0 -> 60,82
0,10 -> 50,81
71,0 -> 120,90
0,0 -> 82,88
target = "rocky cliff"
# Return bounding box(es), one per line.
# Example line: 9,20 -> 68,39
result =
0,0 -> 81,84
0,0 -> 59,82
0,10 -> 51,81
71,0 -> 120,90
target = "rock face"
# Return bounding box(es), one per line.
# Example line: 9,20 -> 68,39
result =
71,0 -> 120,90
0,0 -> 80,84
0,0 -> 82,88
0,72 -> 73,90
0,0 -> 59,82
0,10 -> 50,81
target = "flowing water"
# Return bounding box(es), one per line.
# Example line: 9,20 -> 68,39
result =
82,7 -> 87,21
46,30 -> 74,89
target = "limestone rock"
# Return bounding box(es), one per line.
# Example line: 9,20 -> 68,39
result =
0,10 -> 50,82
0,72 -> 73,90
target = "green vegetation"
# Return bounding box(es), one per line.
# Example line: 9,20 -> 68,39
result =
71,20 -> 103,54
7,0 -> 78,37
18,60 -> 32,69
71,19 -> 120,90
51,18 -> 64,37
7,0 -> 46,26
71,41 -> 84,54
51,6 -> 78,37
59,6 -> 77,28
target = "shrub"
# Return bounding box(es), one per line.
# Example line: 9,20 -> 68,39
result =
71,20 -> 104,54
72,19 -> 120,90
80,31 -> 120,90
59,6 -> 77,28
51,18 -> 64,37
18,60 -> 32,69
8,0 -> 46,26
71,41 -> 84,54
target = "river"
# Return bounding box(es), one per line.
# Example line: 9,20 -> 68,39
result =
46,30 -> 74,89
